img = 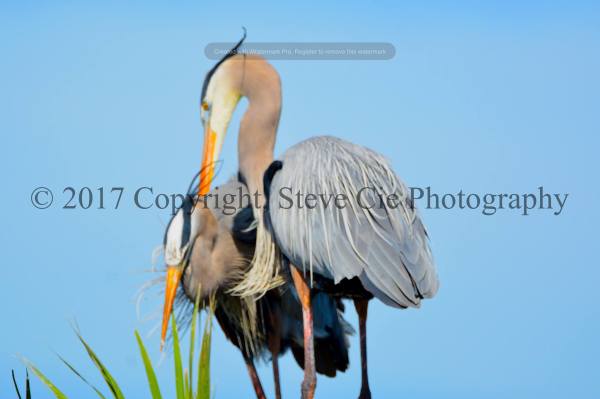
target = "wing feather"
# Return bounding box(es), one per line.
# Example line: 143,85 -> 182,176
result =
268,136 -> 439,308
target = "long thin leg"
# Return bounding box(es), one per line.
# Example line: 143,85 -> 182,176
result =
272,349 -> 281,399
354,299 -> 372,399
244,354 -> 267,399
268,313 -> 282,399
291,266 -> 316,399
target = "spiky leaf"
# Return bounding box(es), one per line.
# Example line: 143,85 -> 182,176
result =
188,287 -> 201,396
76,333 -> 124,399
196,303 -> 214,399
57,355 -> 107,399
171,315 -> 185,399
135,331 -> 163,399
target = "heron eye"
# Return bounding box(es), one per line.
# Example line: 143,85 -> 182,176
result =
200,101 -> 211,126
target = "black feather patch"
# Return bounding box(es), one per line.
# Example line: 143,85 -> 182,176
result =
232,206 -> 257,244
263,160 -> 283,203
237,170 -> 247,186
180,195 -> 194,247
163,170 -> 201,247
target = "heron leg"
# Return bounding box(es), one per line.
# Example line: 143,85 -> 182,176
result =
291,266 -> 316,399
268,312 -> 282,399
243,354 -> 267,399
354,299 -> 372,399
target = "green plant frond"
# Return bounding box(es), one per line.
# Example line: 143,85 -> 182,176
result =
22,302 -> 216,399
57,354 -> 107,399
22,358 -> 68,399
171,315 -> 185,399
135,331 -> 163,399
188,284 -> 202,395
75,333 -> 125,399
197,295 -> 215,399
184,369 -> 191,399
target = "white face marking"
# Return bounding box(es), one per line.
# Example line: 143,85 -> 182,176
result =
164,208 -> 187,266
164,203 -> 202,266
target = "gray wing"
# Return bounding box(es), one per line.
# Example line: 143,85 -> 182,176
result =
268,136 -> 439,308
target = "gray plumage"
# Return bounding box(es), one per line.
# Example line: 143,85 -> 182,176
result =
267,136 -> 439,308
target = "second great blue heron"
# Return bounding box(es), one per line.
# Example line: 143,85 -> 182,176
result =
163,178 -> 352,398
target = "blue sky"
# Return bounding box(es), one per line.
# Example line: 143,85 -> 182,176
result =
1,1 -> 599,398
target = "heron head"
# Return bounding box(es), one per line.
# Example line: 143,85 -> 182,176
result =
160,182 -> 255,349
160,195 -> 201,349
197,33 -> 246,196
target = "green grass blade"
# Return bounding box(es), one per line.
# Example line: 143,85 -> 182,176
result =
188,287 -> 201,396
75,333 -> 124,399
57,354 -> 107,399
22,358 -> 68,399
196,303 -> 214,399
183,370 -> 190,399
135,331 -> 163,399
171,315 -> 185,399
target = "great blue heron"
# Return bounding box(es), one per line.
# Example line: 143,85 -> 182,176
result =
162,177 -> 352,399
163,34 -> 439,399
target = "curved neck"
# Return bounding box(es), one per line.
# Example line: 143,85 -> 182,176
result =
237,62 -> 281,207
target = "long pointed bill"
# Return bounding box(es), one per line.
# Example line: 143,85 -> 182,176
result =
160,266 -> 182,350
198,91 -> 241,197
198,124 -> 217,196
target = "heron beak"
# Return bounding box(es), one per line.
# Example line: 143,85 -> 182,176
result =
198,92 -> 241,196
160,265 -> 182,350
198,123 -> 218,196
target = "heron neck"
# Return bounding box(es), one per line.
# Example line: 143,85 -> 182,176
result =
238,84 -> 281,208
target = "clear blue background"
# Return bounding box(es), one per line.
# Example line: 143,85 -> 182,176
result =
1,1 -> 599,398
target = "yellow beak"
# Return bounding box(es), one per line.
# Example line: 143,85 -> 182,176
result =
160,265 -> 183,350
198,124 -> 218,196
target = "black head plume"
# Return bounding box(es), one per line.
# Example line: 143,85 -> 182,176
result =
186,170 -> 201,196
200,28 -> 247,106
